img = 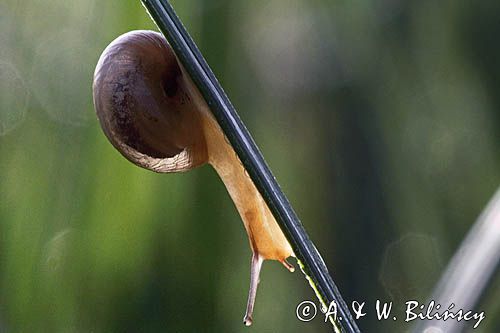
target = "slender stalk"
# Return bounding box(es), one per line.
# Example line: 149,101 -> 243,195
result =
140,1 -> 360,332
413,188 -> 500,333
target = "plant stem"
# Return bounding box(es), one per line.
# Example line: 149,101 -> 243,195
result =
413,187 -> 500,333
140,1 -> 360,332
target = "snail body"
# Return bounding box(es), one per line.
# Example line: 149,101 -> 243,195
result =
93,30 -> 294,326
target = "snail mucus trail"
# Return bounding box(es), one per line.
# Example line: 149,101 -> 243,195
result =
92,30 -> 295,326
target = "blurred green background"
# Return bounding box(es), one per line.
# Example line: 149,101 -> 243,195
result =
1,0 -> 499,332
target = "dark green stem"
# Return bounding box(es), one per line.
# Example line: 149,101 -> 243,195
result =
140,1 -> 360,332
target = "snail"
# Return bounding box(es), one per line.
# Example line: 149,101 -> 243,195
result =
92,30 -> 295,326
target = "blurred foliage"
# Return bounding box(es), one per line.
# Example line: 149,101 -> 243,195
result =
0,0 -> 499,332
